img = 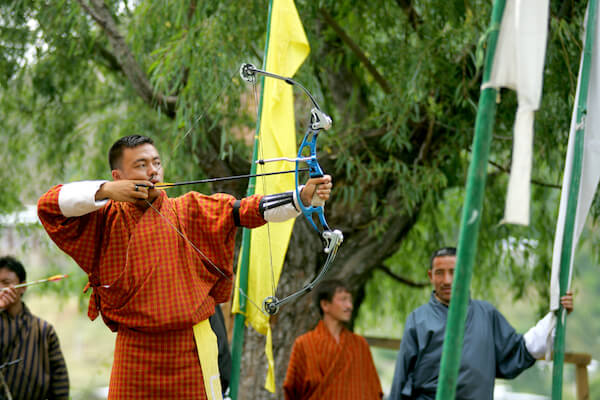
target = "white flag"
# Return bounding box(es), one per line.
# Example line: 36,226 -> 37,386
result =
550,4 -> 600,311
483,0 -> 550,225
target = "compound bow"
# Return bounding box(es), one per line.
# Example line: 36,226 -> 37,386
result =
239,63 -> 343,315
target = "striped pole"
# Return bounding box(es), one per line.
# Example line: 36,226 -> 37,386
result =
552,1 -> 598,398
435,1 -> 506,398
229,1 -> 274,398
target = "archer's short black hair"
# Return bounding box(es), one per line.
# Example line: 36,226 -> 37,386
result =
314,279 -> 351,316
429,247 -> 457,270
0,256 -> 26,283
108,135 -> 155,170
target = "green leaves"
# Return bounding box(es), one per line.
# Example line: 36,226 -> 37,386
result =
0,0 -> 596,339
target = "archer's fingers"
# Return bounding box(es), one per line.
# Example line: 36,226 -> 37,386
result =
132,181 -> 154,192
309,175 -> 332,185
129,181 -> 154,200
315,183 -> 332,199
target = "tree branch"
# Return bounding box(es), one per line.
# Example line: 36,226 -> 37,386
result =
414,115 -> 435,165
77,0 -> 177,118
320,8 -> 391,94
92,42 -> 122,72
487,159 -> 562,189
395,0 -> 422,30
376,265 -> 429,287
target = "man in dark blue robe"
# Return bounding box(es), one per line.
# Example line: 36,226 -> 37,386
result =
389,247 -> 574,400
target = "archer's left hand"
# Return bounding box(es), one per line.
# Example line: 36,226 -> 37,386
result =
300,175 -> 332,207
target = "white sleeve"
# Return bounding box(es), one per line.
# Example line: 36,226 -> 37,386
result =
262,187 -> 303,223
58,180 -> 110,217
523,312 -> 556,359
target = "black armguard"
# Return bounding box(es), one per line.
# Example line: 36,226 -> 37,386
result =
233,200 -> 242,227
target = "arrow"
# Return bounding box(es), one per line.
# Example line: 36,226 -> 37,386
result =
151,168 -> 309,189
1,274 -> 69,291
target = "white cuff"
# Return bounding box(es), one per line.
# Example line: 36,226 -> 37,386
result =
58,180 -> 109,217
263,187 -> 303,223
523,312 -> 556,359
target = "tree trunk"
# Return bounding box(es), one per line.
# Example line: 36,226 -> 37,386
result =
237,220 -> 321,399
236,206 -> 419,399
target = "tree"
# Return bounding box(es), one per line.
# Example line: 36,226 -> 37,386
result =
0,0 -> 595,398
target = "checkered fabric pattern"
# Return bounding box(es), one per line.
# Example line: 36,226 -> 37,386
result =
38,186 -> 265,399
283,320 -> 383,400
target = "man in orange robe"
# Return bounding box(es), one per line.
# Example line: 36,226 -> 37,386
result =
283,280 -> 382,400
37,135 -> 332,400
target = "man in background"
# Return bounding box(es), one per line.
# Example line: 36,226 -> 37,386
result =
389,246 -> 574,400
0,256 -> 69,400
283,279 -> 382,399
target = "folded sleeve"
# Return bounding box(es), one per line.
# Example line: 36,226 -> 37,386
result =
37,184 -> 106,273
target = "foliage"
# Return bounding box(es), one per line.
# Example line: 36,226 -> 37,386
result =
1,0 -> 599,396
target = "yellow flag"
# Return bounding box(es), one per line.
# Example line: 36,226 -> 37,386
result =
232,0 -> 309,393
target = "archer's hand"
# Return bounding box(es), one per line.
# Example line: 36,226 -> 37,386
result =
300,175 -> 332,207
0,287 -> 18,309
561,291 -> 574,314
95,180 -> 155,203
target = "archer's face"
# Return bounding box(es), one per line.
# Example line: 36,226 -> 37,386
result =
321,289 -> 353,323
428,255 -> 456,306
112,144 -> 164,202
113,143 -> 164,183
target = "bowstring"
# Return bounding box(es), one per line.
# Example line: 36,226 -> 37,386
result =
155,64 -> 271,316
251,76 -> 278,299
154,64 -> 293,316
144,199 -> 268,317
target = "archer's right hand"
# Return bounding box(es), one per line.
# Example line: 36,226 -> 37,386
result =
95,180 -> 155,203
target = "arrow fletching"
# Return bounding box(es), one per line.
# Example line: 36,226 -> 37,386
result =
47,274 -> 68,282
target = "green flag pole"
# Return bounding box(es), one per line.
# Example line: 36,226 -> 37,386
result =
435,1 -> 506,399
229,1 -> 274,398
552,1 -> 597,398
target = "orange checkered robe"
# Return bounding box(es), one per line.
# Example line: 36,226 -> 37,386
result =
38,186 -> 266,399
283,320 -> 383,400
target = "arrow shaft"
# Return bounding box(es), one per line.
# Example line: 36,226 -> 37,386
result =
155,168 -> 308,189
